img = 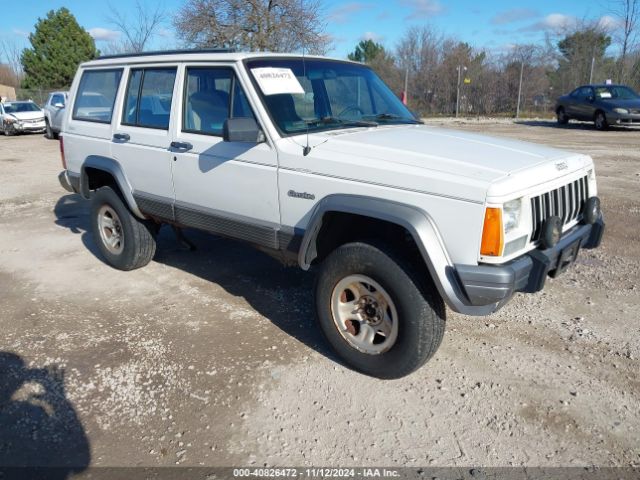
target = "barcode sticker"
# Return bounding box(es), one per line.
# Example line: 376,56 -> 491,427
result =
251,68 -> 305,96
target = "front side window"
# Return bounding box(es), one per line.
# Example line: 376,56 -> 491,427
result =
183,67 -> 256,136
245,58 -> 419,135
123,67 -> 177,129
72,69 -> 122,123
51,94 -> 65,106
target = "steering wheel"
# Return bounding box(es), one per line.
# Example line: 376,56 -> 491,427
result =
337,105 -> 365,118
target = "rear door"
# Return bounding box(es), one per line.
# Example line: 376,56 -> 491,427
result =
169,63 -> 280,248
111,65 -> 178,220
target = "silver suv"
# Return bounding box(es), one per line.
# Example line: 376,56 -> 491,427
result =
43,91 -> 68,139
57,50 -> 605,378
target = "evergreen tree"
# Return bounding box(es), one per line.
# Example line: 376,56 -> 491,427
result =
21,8 -> 98,89
348,40 -> 386,63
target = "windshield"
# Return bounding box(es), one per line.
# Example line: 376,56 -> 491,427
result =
3,102 -> 41,113
246,58 -> 419,135
594,86 -> 640,100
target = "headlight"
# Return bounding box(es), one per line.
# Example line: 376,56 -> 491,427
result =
503,198 -> 522,233
614,108 -> 629,114
5,117 -> 16,124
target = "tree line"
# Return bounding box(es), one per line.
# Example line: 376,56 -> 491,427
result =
1,0 -> 638,117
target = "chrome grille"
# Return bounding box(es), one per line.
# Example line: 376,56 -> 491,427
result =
530,176 -> 588,242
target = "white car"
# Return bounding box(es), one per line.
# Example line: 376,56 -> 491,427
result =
57,50 -> 605,378
0,100 -> 46,136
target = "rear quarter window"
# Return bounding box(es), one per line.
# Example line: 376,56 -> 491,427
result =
72,69 -> 123,124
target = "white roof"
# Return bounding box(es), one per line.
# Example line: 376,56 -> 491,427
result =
81,51 -> 356,68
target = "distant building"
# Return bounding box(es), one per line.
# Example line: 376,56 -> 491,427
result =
0,84 -> 17,101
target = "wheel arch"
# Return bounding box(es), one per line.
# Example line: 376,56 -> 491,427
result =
80,155 -> 145,218
298,194 -> 479,313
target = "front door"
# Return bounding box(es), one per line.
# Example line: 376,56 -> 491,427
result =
110,65 -> 179,220
170,64 -> 280,249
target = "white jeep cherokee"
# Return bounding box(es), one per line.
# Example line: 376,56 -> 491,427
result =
58,50 -> 605,379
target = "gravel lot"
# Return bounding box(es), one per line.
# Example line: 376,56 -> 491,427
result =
0,120 -> 638,472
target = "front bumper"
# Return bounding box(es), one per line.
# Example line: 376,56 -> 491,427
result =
607,112 -> 640,126
13,121 -> 46,132
456,217 -> 605,307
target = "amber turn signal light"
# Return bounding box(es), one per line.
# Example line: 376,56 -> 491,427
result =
480,207 -> 504,256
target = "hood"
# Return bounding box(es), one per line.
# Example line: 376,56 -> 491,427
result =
7,110 -> 44,121
282,124 -> 592,203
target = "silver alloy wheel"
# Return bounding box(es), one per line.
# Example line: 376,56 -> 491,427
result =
330,274 -> 399,355
97,205 -> 124,255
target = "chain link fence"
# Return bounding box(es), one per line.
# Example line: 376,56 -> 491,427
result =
15,88 -> 66,107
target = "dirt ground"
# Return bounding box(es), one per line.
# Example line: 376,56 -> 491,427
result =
0,120 -> 638,473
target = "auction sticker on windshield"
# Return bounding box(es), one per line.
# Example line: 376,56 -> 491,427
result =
251,68 -> 305,96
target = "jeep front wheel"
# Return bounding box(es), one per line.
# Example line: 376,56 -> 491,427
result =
315,241 -> 445,379
90,186 -> 157,271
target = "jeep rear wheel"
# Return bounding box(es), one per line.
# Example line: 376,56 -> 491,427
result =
90,186 -> 157,271
315,241 -> 445,379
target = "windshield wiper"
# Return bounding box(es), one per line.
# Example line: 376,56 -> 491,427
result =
306,116 -> 378,128
365,113 -> 423,124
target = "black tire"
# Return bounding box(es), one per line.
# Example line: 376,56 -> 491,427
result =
594,111 -> 608,131
3,124 -> 15,136
45,119 -> 58,139
556,107 -> 569,125
90,186 -> 157,271
314,240 -> 446,379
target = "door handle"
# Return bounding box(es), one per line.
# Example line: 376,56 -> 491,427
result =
113,133 -> 130,142
170,141 -> 193,151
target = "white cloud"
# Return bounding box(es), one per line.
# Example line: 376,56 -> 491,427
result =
329,3 -> 368,24
490,8 -> 538,26
361,31 -> 384,42
12,28 -> 29,38
401,0 -> 445,20
597,15 -> 621,31
519,13 -> 576,33
88,27 -> 121,42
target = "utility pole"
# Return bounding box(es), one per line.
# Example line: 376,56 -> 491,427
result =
516,60 -> 524,118
589,45 -> 596,84
455,65 -> 466,118
403,66 -> 409,106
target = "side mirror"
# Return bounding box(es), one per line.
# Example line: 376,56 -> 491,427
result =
54,102 -> 65,108
587,96 -> 594,103
223,117 -> 264,143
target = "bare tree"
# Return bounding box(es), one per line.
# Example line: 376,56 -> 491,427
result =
0,38 -> 23,86
107,0 -> 166,53
609,0 -> 639,81
174,0 -> 331,54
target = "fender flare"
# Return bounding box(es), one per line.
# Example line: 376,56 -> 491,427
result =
297,194 -> 484,314
80,155 -> 145,219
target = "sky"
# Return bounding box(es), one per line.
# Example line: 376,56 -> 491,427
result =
0,0 -> 623,60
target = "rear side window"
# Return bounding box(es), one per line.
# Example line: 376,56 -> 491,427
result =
123,67 -> 177,130
72,69 -> 122,123
183,67 -> 256,136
